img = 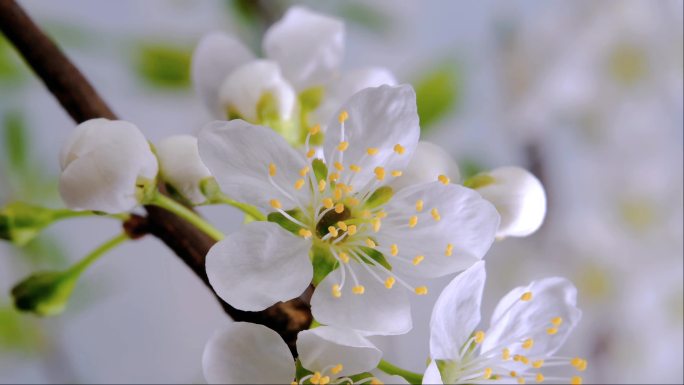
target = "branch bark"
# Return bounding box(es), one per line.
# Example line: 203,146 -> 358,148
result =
0,0 -> 311,354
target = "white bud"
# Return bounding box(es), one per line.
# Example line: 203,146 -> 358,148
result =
59,118 -> 158,214
391,141 -> 460,191
157,135 -> 212,204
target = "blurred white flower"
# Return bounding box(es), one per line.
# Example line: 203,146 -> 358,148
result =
200,85 -> 499,335
59,118 -> 158,214
424,262 -> 585,385
467,166 -> 546,238
202,322 -> 386,384
156,135 -> 212,204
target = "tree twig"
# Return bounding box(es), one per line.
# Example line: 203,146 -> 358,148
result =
0,0 -> 311,354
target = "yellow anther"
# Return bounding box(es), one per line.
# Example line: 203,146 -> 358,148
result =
331,364 -> 343,375
270,199 -> 282,209
299,166 -> 310,177
502,348 -> 511,360
571,357 -> 583,368
328,226 -> 339,237
483,368 -> 493,379
520,291 -> 533,301
337,141 -> 349,152
360,210 -> 372,219
298,229 -> 312,238
408,215 -> 418,228
535,373 -> 544,383
445,243 -> 454,256
416,199 -> 424,212
370,378 -> 383,385
438,174 -> 450,185
517,377 -> 526,385
338,110 -> 349,123
268,163 -> 277,177
306,149 -> 316,158
334,161 -> 344,171
347,225 -> 357,235
577,360 -> 587,372
309,124 -> 321,135
334,203 -> 345,214
346,197 -> 360,207
522,338 -> 534,350
376,211 -> 388,219
414,286 -> 428,295
339,252 -> 350,263
390,244 -> 399,256
412,255 -> 425,265
546,327 -> 558,335
352,285 -> 365,295
291,382 -> 297,385
474,330 -> 486,344
570,376 -> 582,385
329,172 -> 340,182
365,238 -> 376,248
551,316 -> 563,326
431,208 -> 441,221
393,143 -> 406,154
532,360 -> 544,369
519,355 -> 530,365
331,284 -> 342,298
294,179 -> 305,190
372,218 -> 382,232
384,277 -> 396,289
391,170 -> 402,177
319,376 -> 330,385
322,198 -> 334,209
367,147 -> 379,156
337,221 -> 348,231
510,371 -> 518,378
349,164 -> 361,172
374,166 -> 386,180
333,187 -> 343,201
318,179 -> 327,192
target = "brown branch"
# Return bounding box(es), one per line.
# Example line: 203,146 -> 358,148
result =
0,0 -> 310,354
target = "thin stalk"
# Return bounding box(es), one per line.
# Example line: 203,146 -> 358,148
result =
149,193 -> 225,241
209,195 -> 266,222
377,359 -> 423,384
67,233 -> 129,276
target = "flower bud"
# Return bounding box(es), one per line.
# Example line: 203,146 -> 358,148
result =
157,135 -> 212,204
59,118 -> 158,214
466,166 -> 546,238
1,202 -> 69,246
11,271 -> 78,317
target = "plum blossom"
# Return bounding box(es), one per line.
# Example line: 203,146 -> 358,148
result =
200,85 -> 500,335
156,135 -> 212,204
424,262 -> 585,385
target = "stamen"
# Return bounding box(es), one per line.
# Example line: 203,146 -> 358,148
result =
337,221 -> 348,231
483,368 -> 493,379
384,277 -> 396,289
416,200 -> 424,212
328,226 -> 339,237
547,327 -> 558,335
268,163 -> 277,177
346,197 -> 360,206
309,124 -> 321,135
331,364 -> 343,375
331,284 -> 342,298
391,170 -> 402,177
438,174 -> 450,184
502,347 -> 511,360
365,238 -> 376,248
431,208 -> 441,221
322,198 -> 334,209
270,199 -> 282,209
517,377 -> 526,384
408,215 -> 418,228
376,211 -> 388,219
334,161 -> 344,171
372,218 -> 381,232
349,164 -> 361,173
412,255 -> 425,265
414,286 -> 428,295
522,338 -> 534,349
329,172 -> 340,182
352,285 -> 365,295
535,373 -> 544,383
298,229 -> 312,239
474,330 -> 486,344
306,149 -> 316,158
334,203 -> 345,214
339,252 -> 350,263
551,316 -> 563,326
366,147 -> 379,156
318,179 -> 327,192
338,110 -> 349,123
294,179 -> 305,190
347,225 -> 357,235
390,244 -> 399,256
510,371 -> 518,378
360,210 -> 372,218
571,376 -> 582,385
532,360 -> 544,368
445,243 -> 454,256
337,141 -> 349,152
374,166 -> 386,180
393,144 -> 405,154
520,291 -> 533,301
333,187 -> 343,201
299,166 -> 310,177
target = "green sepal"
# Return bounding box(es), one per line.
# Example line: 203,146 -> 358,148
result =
199,177 -> 221,201
435,359 -> 456,384
312,158 -> 328,183
364,186 -> 393,210
295,358 -> 314,382
1,202 -> 68,246
11,270 -> 77,317
463,173 -> 496,189
310,243 -> 338,286
358,246 -> 391,271
267,208 -> 307,234
257,92 -> 300,145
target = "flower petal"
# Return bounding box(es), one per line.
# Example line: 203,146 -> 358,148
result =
198,120 -> 310,212
481,277 -> 582,362
202,322 -> 294,384
377,182 -> 499,279
219,60 -> 297,122
157,135 -> 212,204
391,141 -> 460,191
422,361 -> 444,385
297,326 -> 381,377
206,221 -> 312,311
472,166 -> 546,238
323,85 -> 420,193
191,32 -> 254,118
263,6 -> 344,91
311,264 -> 412,336
429,262 -> 486,361
371,370 -> 410,385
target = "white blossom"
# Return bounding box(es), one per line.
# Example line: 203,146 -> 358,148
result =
156,135 -> 212,204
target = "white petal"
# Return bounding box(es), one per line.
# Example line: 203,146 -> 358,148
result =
429,262 -> 486,361
473,166 -> 546,238
391,141 -> 460,191
371,370 -> 410,385
59,119 -> 158,214
311,264 -> 412,336
263,6 -> 344,91
202,322 -> 294,384
206,221 -> 313,311
297,326 -> 381,377
156,135 -> 212,204
377,182 -> 499,279
191,32 -> 254,118
198,120 -> 310,212
481,277 -> 582,361
219,60 -> 297,122
323,85 -> 420,192
313,67 -> 397,127
422,361 -> 444,385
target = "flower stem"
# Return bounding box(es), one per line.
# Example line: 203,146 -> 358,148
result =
209,195 -> 266,222
53,209 -> 130,221
67,232 -> 129,277
149,193 -> 225,241
377,359 -> 423,384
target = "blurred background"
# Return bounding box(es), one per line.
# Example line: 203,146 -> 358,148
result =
0,0 -> 681,383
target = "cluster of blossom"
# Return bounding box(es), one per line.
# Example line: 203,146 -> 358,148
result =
46,7 -> 586,385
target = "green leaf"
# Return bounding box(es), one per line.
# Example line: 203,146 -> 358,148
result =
312,158 -> 328,183
134,42 -> 191,89
358,246 -> 391,271
2,110 -> 28,173
415,62 -> 460,129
